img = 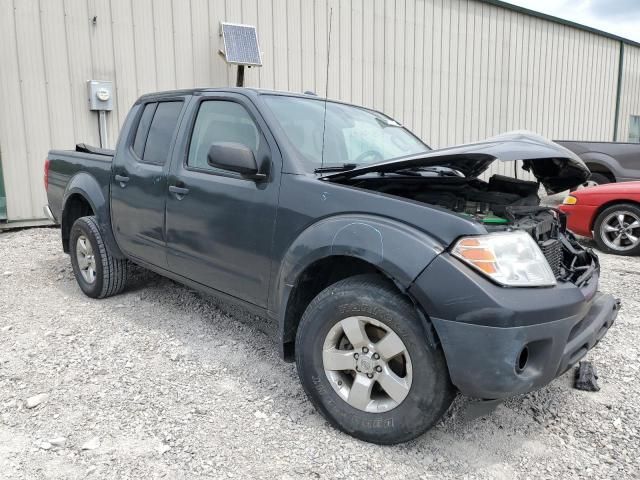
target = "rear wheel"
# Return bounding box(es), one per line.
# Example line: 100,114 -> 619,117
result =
593,203 -> 640,255
295,274 -> 454,444
69,216 -> 128,298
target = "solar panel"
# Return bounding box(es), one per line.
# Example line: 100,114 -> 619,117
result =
221,23 -> 262,66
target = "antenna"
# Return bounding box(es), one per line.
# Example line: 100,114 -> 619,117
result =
320,7 -> 333,169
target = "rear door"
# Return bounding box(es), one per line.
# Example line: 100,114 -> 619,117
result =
164,93 -> 281,307
111,99 -> 186,267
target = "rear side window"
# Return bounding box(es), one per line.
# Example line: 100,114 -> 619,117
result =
140,101 -> 183,165
132,103 -> 157,158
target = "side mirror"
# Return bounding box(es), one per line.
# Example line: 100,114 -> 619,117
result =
206,142 -> 266,180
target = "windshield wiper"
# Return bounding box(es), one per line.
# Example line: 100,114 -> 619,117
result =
314,163 -> 358,173
394,166 -> 460,177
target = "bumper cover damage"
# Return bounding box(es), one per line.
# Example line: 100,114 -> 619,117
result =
410,253 -> 620,399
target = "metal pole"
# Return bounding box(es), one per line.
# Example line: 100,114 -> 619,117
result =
236,65 -> 245,87
613,41 -> 625,142
98,110 -> 108,148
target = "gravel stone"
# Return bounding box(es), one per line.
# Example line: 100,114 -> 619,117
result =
49,437 -> 67,447
1,227 -> 639,479
24,393 -> 48,409
80,437 -> 100,451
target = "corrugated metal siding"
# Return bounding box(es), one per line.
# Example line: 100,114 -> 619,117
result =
0,0 -> 636,221
618,45 -> 640,142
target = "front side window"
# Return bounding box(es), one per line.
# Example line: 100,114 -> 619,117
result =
187,101 -> 261,171
262,95 -> 430,171
141,101 -> 183,165
630,115 -> 640,143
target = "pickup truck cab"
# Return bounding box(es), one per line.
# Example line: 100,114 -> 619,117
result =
45,88 -> 619,444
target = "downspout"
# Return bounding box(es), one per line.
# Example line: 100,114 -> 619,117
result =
613,41 -> 625,141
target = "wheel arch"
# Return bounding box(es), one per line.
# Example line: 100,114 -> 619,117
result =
579,152 -> 618,182
62,172 -> 124,258
273,215 -> 444,361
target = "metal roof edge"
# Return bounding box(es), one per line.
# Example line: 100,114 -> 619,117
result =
479,0 -> 640,48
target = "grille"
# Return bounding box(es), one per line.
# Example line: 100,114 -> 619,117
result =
540,239 -> 562,277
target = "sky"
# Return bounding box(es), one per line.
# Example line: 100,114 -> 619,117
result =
503,0 -> 640,43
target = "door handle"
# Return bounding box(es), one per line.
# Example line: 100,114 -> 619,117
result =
114,174 -> 130,187
169,185 -> 190,198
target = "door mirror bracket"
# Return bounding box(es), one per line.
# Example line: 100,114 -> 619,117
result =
206,142 -> 266,181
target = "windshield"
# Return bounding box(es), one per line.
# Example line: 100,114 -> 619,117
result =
262,95 -> 430,171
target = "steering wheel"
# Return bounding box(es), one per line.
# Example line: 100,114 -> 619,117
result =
353,150 -> 384,164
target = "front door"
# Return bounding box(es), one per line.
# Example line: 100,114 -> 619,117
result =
111,100 -> 185,267
165,95 -> 280,308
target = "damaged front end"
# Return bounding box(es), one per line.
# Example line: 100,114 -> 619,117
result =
321,132 -> 597,286
498,206 -> 598,287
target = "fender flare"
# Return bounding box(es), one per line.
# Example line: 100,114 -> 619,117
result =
272,214 -> 445,352
577,152 -> 618,180
62,172 -> 124,258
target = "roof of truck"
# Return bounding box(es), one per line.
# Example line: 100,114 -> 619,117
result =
136,87 -> 325,103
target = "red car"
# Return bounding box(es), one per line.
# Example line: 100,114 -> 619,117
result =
560,181 -> 640,255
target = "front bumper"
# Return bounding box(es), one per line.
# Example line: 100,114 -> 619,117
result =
558,203 -> 598,238
409,253 -> 619,399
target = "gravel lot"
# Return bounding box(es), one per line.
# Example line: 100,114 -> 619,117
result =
1,227 -> 639,479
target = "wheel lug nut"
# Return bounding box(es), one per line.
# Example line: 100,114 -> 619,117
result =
367,373 -> 373,379
362,347 -> 369,353
373,353 -> 380,360
354,353 -> 359,359
375,366 -> 382,373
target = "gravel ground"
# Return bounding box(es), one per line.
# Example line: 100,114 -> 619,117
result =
0,227 -> 639,479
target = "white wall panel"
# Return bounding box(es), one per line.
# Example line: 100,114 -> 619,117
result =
0,0 -> 31,220
0,0 -> 637,221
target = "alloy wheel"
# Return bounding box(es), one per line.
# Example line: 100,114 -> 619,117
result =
322,316 -> 413,413
600,210 -> 640,252
76,235 -> 97,284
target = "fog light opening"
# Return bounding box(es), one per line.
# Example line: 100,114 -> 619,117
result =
516,346 -> 529,373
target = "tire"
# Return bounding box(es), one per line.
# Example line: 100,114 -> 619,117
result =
295,274 -> 454,444
584,172 -> 612,188
593,203 -> 640,256
69,216 -> 128,298
572,172 -> 612,192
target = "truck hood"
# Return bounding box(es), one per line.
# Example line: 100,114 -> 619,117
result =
321,132 -> 590,194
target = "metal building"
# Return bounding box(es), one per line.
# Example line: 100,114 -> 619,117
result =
1,0 -> 639,225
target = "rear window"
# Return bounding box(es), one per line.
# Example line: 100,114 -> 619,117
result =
134,101 -> 183,165
132,103 -> 157,158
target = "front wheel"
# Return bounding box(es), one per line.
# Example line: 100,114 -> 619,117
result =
295,274 -> 454,444
69,216 -> 128,298
593,203 -> 640,255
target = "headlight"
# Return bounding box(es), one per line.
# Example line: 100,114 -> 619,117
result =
452,231 -> 556,287
563,195 -> 578,205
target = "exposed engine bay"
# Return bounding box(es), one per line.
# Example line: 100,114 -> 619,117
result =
339,172 -> 598,286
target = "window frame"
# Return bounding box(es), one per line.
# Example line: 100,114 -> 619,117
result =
130,102 -> 158,161
128,99 -> 185,167
182,97 -> 271,179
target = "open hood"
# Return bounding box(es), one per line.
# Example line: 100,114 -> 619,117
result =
321,132 -> 590,194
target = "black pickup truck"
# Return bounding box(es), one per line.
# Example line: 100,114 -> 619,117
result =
45,88 -> 619,444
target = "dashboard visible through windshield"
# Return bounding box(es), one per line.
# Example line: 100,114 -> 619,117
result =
262,94 -> 430,171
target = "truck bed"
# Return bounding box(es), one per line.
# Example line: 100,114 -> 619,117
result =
47,147 -> 113,223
